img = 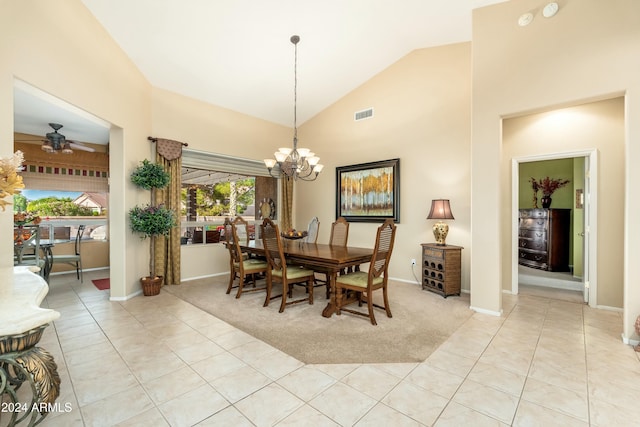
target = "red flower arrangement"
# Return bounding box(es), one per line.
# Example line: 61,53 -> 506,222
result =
530,177 -> 570,196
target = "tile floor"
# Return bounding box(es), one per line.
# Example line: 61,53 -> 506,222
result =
24,270 -> 640,426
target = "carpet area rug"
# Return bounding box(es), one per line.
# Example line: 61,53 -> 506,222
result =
165,276 -> 474,364
92,278 -> 110,290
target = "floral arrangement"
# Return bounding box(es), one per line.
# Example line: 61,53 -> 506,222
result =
0,151 -> 25,211
530,176 -> 570,196
129,204 -> 176,238
14,211 -> 42,226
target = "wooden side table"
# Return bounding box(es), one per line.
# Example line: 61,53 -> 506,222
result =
421,243 -> 463,298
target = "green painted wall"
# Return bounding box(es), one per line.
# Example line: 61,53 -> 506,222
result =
519,159 -> 573,209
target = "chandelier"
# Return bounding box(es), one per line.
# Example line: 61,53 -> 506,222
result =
42,123 -> 73,154
264,35 -> 323,181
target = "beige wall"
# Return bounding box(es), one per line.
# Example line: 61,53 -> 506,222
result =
150,88 -> 292,279
1,0 -> 153,297
298,43 -> 472,286
503,98 -> 625,304
472,0 -> 640,340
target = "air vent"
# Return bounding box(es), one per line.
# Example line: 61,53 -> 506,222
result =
354,108 -> 374,121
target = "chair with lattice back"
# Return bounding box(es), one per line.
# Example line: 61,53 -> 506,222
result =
261,218 -> 316,313
314,217 -> 350,298
335,219 -> 397,325
224,218 -> 268,298
304,217 -> 320,244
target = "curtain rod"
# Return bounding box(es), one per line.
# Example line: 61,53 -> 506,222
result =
147,136 -> 188,147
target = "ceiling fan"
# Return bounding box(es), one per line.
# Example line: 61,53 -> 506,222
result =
41,123 -> 96,154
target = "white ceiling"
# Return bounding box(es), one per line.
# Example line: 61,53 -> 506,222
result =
14,0 -> 508,144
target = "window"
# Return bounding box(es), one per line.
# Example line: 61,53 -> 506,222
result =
180,150 -> 277,245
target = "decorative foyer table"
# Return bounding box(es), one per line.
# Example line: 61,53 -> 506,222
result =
0,266 -> 61,426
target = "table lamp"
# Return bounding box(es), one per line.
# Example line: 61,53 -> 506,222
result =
427,199 -> 454,245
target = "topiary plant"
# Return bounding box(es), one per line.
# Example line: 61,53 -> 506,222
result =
131,159 -> 170,190
129,159 -> 175,290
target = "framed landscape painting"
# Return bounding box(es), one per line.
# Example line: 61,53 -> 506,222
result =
336,158 -> 400,223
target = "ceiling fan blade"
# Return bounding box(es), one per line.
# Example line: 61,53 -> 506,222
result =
68,142 -> 96,152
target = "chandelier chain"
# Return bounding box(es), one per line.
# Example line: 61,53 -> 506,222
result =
263,35 -> 323,181
293,37 -> 298,147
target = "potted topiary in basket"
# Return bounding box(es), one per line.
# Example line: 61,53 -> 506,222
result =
129,159 -> 176,296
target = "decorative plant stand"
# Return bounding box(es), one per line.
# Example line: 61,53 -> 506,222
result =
0,267 -> 61,426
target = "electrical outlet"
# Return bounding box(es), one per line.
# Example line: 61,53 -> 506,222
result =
411,258 -> 416,266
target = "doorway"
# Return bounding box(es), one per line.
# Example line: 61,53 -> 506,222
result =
13,80 -> 113,294
511,150 -> 597,306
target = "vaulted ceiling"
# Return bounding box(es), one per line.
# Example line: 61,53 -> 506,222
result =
14,0 -> 508,146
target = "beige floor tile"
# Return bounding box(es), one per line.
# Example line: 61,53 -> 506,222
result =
172,339 -> 227,365
126,352 -> 188,383
528,354 -> 587,393
309,382 -> 378,426
209,364 -> 272,403
589,396 -> 640,427
434,401 -> 509,427
277,404 -> 341,426
404,363 -> 465,399
229,339 -> 279,364
80,385 -> 154,427
452,379 -> 519,424
62,341 -> 121,368
311,363 -> 360,380
370,362 -> 419,379
191,351 -> 247,382
114,408 -> 170,426
158,384 -> 229,426
141,366 -> 207,404
424,348 -> 477,377
381,381 -> 449,426
37,272 -> 640,426
521,377 -> 588,422
196,405 -> 254,426
277,366 -> 337,401
466,361 -> 526,397
341,365 -> 403,400
37,408 -> 86,427
478,345 -> 534,376
211,329 -> 257,350
248,349 -> 305,380
235,383 -> 305,426
512,400 -> 588,427
355,403 -> 423,426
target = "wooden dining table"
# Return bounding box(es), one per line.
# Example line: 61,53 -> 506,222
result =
239,240 -> 373,317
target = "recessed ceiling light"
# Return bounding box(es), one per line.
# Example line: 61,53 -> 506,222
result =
518,12 -> 534,27
543,2 -> 559,18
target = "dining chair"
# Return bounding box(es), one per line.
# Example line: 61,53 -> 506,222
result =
314,216 -> 351,297
51,225 -> 85,282
14,225 -> 46,277
260,218 -> 316,313
334,218 -> 397,325
304,216 -> 320,243
224,218 -> 268,298
233,216 -> 250,245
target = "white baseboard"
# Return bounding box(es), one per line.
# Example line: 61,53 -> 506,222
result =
621,333 -> 640,347
469,305 -> 502,317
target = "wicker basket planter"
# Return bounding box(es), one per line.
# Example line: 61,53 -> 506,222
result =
140,276 -> 163,296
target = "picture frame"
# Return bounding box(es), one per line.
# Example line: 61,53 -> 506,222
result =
336,158 -> 400,223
